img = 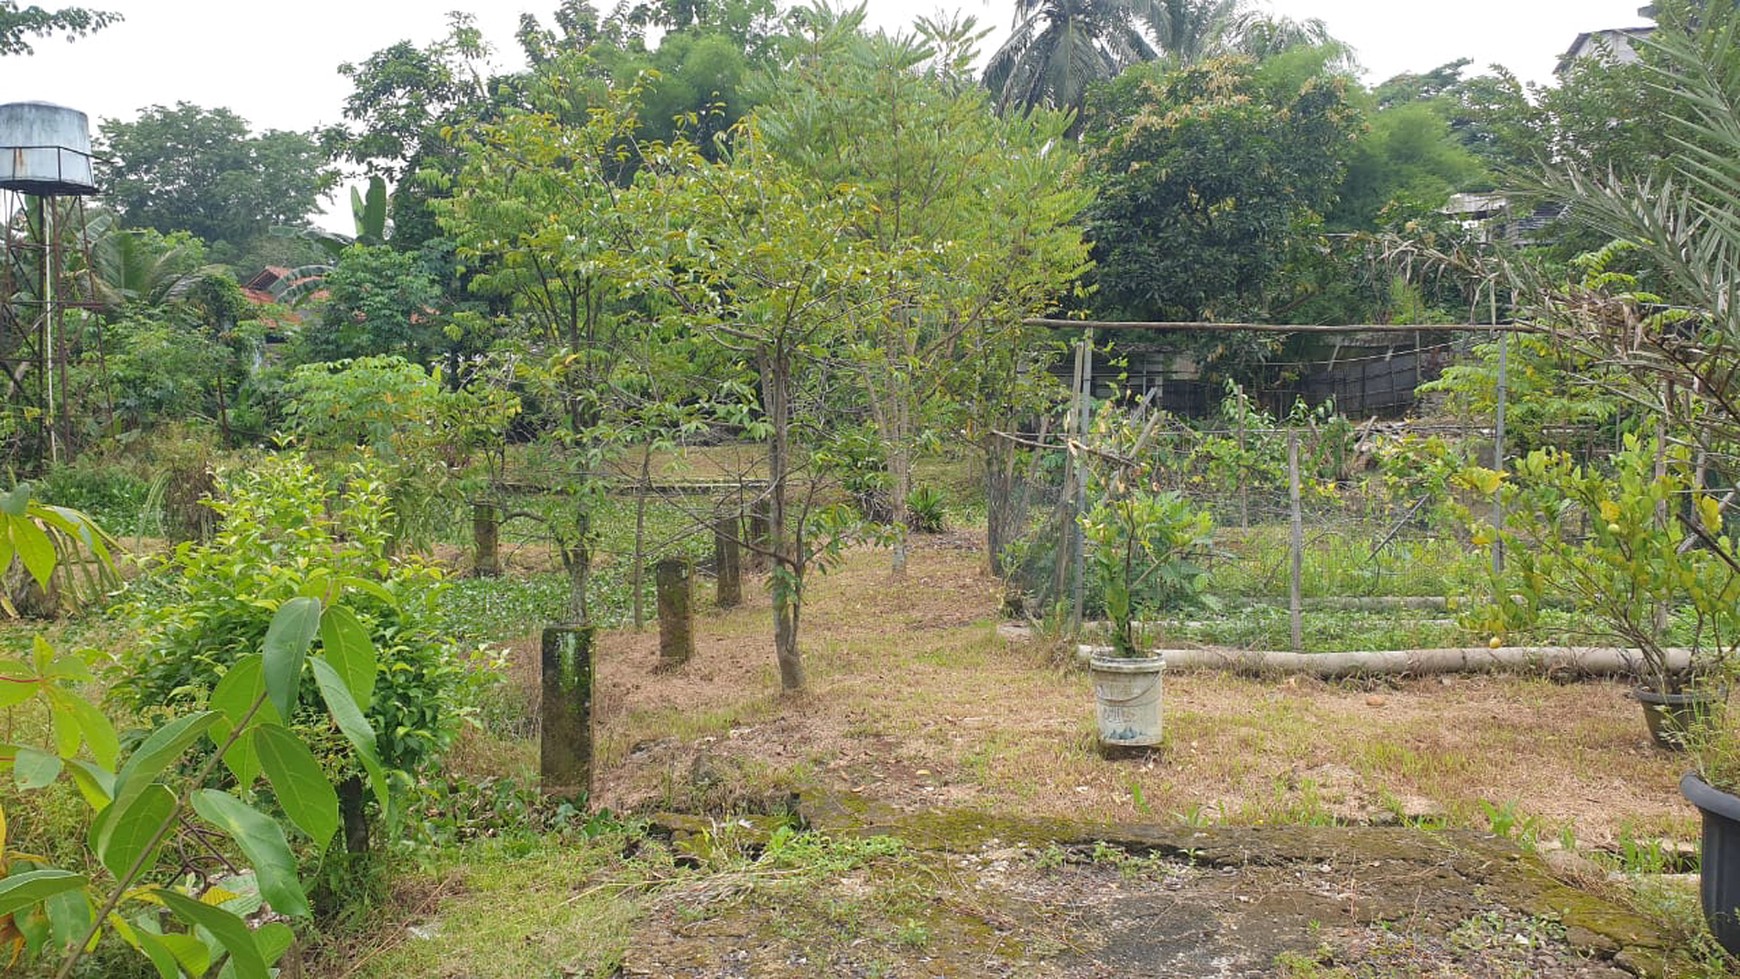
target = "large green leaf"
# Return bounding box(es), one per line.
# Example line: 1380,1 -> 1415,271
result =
0,662 -> 38,709
10,514 -> 54,589
319,605 -> 376,712
109,711 -> 219,817
13,744 -> 61,789
108,917 -> 182,979
217,921 -> 294,979
0,869 -> 86,918
190,789 -> 309,918
310,656 -> 389,812
263,597 -> 322,719
155,889 -> 270,979
208,654 -> 281,789
252,723 -> 338,851
65,759 -> 114,809
90,782 -> 174,880
45,685 -> 119,768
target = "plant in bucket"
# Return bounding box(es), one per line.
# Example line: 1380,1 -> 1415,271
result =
1076,408 -> 1214,751
1462,436 -> 1740,749
1682,701 -> 1740,957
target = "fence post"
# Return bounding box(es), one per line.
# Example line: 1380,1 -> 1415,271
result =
539,623 -> 594,798
714,515 -> 742,609
1288,431 -> 1304,654
656,557 -> 695,668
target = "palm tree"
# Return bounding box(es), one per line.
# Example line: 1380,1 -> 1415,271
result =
983,0 -> 1159,114
1144,0 -> 1247,64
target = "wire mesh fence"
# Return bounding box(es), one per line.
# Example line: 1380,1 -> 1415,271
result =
996,406 -> 1506,653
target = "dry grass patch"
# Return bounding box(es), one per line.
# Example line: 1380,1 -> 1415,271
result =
583,535 -> 1692,847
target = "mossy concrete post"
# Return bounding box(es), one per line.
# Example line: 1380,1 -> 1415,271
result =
748,498 -> 772,572
472,502 -> 500,578
656,558 -> 695,667
714,516 -> 742,609
540,623 -> 594,797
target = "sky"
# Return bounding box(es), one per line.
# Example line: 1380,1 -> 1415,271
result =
0,0 -> 1652,227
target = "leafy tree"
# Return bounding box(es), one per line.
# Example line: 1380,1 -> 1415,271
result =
761,17 -> 1091,573
983,0 -> 1160,114
324,14 -> 495,249
295,244 -> 443,367
0,1 -> 116,56
1328,100 -> 1486,231
96,103 -> 336,262
1081,51 -> 1357,325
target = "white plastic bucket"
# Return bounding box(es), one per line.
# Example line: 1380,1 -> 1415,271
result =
1091,653 -> 1164,747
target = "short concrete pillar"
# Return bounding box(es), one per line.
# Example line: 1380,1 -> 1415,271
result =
656,558 -> 695,668
539,623 -> 594,797
714,516 -> 742,609
747,498 -> 772,572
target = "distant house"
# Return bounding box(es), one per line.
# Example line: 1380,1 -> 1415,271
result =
1554,26 -> 1654,76
1440,193 -> 1562,245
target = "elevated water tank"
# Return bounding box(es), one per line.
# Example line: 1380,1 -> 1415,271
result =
0,102 -> 95,196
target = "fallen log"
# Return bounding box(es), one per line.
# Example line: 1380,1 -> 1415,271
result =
1076,644 -> 1692,679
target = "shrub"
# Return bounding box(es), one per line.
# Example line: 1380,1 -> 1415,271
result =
117,453 -> 473,802
906,486 -> 947,534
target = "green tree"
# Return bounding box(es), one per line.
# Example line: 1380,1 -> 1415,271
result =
96,103 -> 336,262
1081,51 -> 1357,324
983,0 -> 1159,114
761,19 -> 1091,574
0,1 -> 116,55
296,245 -> 443,366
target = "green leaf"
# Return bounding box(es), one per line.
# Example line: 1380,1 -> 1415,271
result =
155,888 -> 270,979
13,744 -> 61,789
190,789 -> 309,918
319,605 -> 376,712
90,782 -> 174,880
108,916 -> 183,979
65,759 -> 113,809
263,597 -> 322,719
11,516 -> 56,589
42,886 -> 92,957
109,711 -> 219,817
253,723 -> 338,851
221,921 -> 294,979
209,654 -> 280,789
0,662 -> 38,709
310,656 -> 390,812
45,686 -> 119,768
0,869 -> 87,918
0,484 -> 31,518
336,574 -> 397,607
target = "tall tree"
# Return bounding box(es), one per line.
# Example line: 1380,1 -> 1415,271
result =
0,1 -> 116,56
983,0 -> 1158,114
762,11 -> 1090,573
96,103 -> 336,261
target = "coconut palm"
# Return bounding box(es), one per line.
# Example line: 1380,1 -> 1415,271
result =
983,0 -> 1160,114
1145,0 -> 1247,64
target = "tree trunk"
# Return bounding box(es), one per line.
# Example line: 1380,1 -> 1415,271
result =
338,776 -> 369,854
714,515 -> 742,609
888,436 -> 913,575
656,558 -> 695,668
762,343 -> 805,692
472,502 -> 500,578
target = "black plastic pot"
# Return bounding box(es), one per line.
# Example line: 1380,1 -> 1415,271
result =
1681,773 -> 1740,956
1634,687 -> 1723,750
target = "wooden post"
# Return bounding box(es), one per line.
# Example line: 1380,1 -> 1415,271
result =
472,502 -> 500,578
539,623 -> 594,798
714,516 -> 742,609
1288,432 -> 1305,654
656,558 -> 695,668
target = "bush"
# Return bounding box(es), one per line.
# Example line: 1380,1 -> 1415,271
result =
117,453 -> 475,795
906,486 -> 947,533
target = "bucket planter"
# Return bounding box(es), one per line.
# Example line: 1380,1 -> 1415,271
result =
1636,687 -> 1725,750
1089,650 -> 1165,748
1681,773 -> 1740,956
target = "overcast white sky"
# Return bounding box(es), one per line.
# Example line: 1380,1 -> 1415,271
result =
0,0 -> 1650,226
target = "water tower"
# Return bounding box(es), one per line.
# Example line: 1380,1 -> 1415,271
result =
0,101 -> 100,471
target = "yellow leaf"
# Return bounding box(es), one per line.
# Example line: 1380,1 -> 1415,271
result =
1598,500 -> 1621,523
1698,494 -> 1724,534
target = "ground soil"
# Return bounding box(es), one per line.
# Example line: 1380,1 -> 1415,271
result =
468,531 -> 1713,977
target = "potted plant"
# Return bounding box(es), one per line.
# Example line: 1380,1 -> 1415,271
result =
1681,702 -> 1740,956
1077,431 -> 1214,751
1464,436 -> 1740,748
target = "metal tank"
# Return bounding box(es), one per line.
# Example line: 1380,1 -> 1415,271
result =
0,101 -> 95,195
